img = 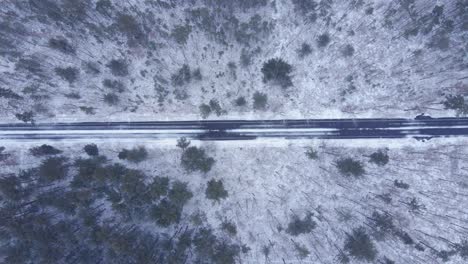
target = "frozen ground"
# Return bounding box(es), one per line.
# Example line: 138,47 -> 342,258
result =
0,0 -> 467,123
1,137 -> 468,263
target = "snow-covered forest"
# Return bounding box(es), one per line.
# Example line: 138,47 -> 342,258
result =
1,0 -> 468,263
1,139 -> 468,263
0,0 -> 467,122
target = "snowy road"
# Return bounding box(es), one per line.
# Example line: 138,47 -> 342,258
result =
1,117 -> 468,141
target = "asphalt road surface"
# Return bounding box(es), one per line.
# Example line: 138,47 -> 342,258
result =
0,117 -> 467,141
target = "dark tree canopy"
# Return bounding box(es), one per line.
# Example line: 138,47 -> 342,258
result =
297,42 -> 313,57
0,174 -> 23,201
221,221 -> 237,236
286,213 -> 316,236
118,146 -> 148,163
116,13 -> 145,45
102,79 -> 125,93
84,144 -> 99,156
0,87 -> 22,100
106,59 -> 129,77
394,180 -> 410,189
30,144 -> 62,157
15,111 -> 34,123
171,64 -> 192,86
38,156 -> 68,183
103,93 -> 119,105
55,67 -> 79,83
148,176 -> 170,200
172,24 -> 192,45
336,158 -> 365,177
305,147 -> 318,160
150,199 -> 182,227
443,95 -> 467,114
292,0 -> 318,21
342,44 -> 355,57
48,37 -> 75,54
205,179 -> 228,201
168,181 -> 193,207
176,137 -> 191,149
253,91 -> 267,109
235,96 -> 247,106
369,150 -> 389,166
344,227 -> 377,262
370,211 -> 395,238
261,58 -> 293,88
192,227 -> 240,264
0,144 -> 240,263
181,146 -> 215,173
317,33 -> 331,47
199,103 -> 212,119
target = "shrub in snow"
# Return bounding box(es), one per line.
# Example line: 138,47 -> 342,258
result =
192,227 -> 240,264
171,24 -> 192,45
171,64 -> 192,86
394,180 -> 409,189
176,137 -> 191,150
344,227 -> 377,262
55,67 -> 79,83
342,44 -> 355,57
408,197 -> 425,212
221,220 -> 237,236
293,242 -> 310,259
253,91 -> 267,110
199,103 -> 212,119
443,95 -> 467,115
0,175 -> 23,201
48,37 -> 75,54
83,61 -> 100,75
0,147 -> 11,162
396,231 -> 414,245
150,199 -> 182,227
30,144 -> 62,157
317,33 -> 330,47
103,93 -> 119,105
336,158 -> 365,177
457,240 -> 468,260
297,42 -> 313,58
116,13 -> 145,45
261,58 -> 293,88
205,179 -> 228,201
118,146 -> 148,163
15,57 -> 44,77
305,147 -> 318,160
209,99 -> 225,116
235,96 -> 246,106
0,87 -> 22,100
192,68 -> 202,80
292,0 -> 318,22
181,146 -> 215,173
369,211 -> 394,238
369,150 -> 389,166
286,213 -> 316,236
38,156 -> 68,183
102,79 -> 125,93
106,59 -> 129,77
15,111 -> 34,123
84,144 -> 99,156
147,176 -> 169,200
168,181 -> 193,207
